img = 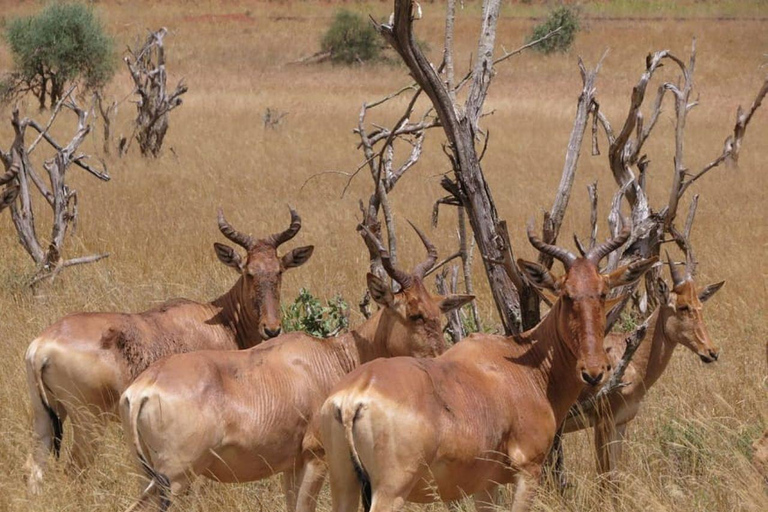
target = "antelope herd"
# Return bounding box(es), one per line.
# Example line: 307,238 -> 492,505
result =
24,208 -> 313,494
17,196 -> 745,512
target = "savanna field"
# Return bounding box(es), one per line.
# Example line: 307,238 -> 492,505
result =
0,0 -> 767,510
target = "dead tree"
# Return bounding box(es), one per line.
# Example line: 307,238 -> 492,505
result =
377,0 -> 569,334
124,28 -> 188,157
0,88 -> 110,283
93,91 -> 119,155
540,45 -> 767,489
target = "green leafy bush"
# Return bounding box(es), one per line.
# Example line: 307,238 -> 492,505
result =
528,5 -> 580,54
3,2 -> 116,108
321,9 -> 382,64
282,288 -> 350,338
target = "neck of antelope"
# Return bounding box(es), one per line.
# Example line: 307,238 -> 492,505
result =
520,299 -> 588,425
333,307 -> 393,373
633,306 -> 678,390
210,276 -> 262,349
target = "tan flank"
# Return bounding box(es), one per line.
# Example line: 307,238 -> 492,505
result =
119,224 -> 473,512
563,253 -> 725,487
319,222 -> 657,512
24,209 -> 314,494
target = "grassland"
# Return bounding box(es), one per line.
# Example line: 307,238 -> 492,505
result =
0,1 -> 766,511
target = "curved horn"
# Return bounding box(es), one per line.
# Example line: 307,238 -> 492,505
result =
408,221 -> 437,279
666,250 -> 686,287
267,206 -> 302,248
573,234 -> 587,257
586,214 -> 631,264
217,208 -> 254,250
359,224 -> 412,288
526,220 -> 577,269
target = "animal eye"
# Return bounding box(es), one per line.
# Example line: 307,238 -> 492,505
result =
600,292 -> 607,300
677,305 -> 689,312
408,314 -> 424,323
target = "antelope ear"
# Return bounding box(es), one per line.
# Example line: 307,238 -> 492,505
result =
698,281 -> 725,303
437,294 -> 475,314
282,245 -> 314,269
214,242 -> 243,271
606,256 -> 658,288
367,273 -> 394,307
517,259 -> 559,293
657,278 -> 671,305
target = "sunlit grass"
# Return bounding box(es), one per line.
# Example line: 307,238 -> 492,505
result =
0,1 -> 766,511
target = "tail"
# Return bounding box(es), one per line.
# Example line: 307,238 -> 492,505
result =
339,403 -> 372,512
122,394 -> 170,511
27,343 -> 63,458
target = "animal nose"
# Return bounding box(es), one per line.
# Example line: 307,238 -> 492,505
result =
581,371 -> 604,387
264,327 -> 282,339
709,350 -> 719,361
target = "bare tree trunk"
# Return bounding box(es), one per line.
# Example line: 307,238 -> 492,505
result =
125,28 -> 188,158
378,0 -> 527,334
0,87 -> 110,284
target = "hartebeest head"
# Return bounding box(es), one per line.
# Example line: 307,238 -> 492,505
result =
214,207 -> 314,340
660,251 -> 724,363
362,222 -> 474,358
518,221 -> 657,387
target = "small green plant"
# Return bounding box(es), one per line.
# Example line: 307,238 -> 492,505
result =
321,9 -> 382,64
3,2 -> 116,109
282,288 -> 350,338
613,307 -> 641,333
528,5 -> 580,54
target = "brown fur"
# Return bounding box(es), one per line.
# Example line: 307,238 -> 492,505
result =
24,217 -> 313,494
562,275 -> 724,489
319,255 -> 655,512
119,272 -> 473,512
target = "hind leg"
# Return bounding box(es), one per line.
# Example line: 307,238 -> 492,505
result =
24,364 -> 67,494
294,456 -> 327,512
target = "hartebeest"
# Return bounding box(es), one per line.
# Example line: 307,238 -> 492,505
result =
119,223 -> 473,512
24,208 -> 313,493
560,253 -> 724,487
320,222 -> 657,512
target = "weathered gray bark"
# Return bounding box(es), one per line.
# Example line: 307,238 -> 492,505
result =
378,0 -> 526,333
0,90 -> 110,283
125,28 -> 188,157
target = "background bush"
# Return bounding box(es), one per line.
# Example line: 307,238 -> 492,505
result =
3,2 -> 116,108
528,5 -> 580,54
282,288 -> 350,338
321,9 -> 382,64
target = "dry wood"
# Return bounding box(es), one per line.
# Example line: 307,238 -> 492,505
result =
378,0 -> 525,333
0,88 -> 109,283
124,28 -> 188,157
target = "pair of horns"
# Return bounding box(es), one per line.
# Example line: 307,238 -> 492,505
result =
217,207 -> 301,250
527,214 -> 632,269
359,221 -> 437,289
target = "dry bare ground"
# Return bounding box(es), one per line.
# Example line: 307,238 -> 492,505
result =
0,1 -> 766,511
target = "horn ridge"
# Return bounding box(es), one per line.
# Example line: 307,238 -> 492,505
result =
408,221 -> 437,279
586,214 -> 631,264
217,208 -> 254,250
526,220 -> 577,269
267,206 -> 302,248
359,224 -> 412,288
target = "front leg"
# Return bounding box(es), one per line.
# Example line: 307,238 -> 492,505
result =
510,467 -> 541,512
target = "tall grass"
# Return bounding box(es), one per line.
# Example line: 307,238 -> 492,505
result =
0,1 -> 766,511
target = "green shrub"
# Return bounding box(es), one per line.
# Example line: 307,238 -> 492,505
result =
528,5 -> 580,54
3,2 -> 116,108
282,288 -> 350,338
321,9 -> 382,64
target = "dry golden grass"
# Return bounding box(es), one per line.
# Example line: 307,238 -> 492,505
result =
0,1 -> 766,511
